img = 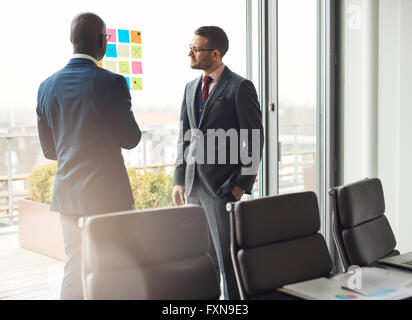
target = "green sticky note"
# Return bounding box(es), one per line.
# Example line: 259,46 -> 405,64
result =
131,45 -> 142,59
104,61 -> 117,73
118,44 -> 129,58
131,77 -> 142,90
118,61 -> 130,74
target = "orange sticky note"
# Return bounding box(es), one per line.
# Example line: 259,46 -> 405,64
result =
98,60 -> 103,68
130,30 -> 142,44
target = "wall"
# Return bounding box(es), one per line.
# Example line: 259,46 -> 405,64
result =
397,0 -> 412,252
379,0 -> 412,253
338,0 -> 412,252
378,0 -> 401,250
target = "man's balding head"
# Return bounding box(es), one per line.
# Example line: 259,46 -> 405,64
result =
70,13 -> 107,60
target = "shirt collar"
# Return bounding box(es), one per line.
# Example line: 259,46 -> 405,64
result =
204,63 -> 225,82
72,53 -> 98,65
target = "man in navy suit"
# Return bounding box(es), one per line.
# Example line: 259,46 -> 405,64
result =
36,13 -> 141,299
172,26 -> 264,299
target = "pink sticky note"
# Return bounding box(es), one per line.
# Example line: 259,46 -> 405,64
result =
132,61 -> 143,74
107,28 -> 117,43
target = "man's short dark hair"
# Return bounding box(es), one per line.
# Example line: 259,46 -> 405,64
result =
194,26 -> 229,57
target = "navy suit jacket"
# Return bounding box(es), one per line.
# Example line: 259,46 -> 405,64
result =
37,58 -> 141,215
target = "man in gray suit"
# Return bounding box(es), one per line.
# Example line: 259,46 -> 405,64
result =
172,26 -> 264,300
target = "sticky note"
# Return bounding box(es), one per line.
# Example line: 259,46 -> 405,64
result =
130,30 -> 142,44
131,45 -> 142,59
118,29 -> 130,43
132,61 -> 143,74
106,28 -> 117,43
118,44 -> 129,58
118,61 -> 130,74
105,61 -> 117,73
131,77 -> 142,90
106,44 -> 117,58
124,77 -> 130,90
98,60 -> 103,68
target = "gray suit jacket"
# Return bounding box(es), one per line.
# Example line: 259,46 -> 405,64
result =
173,66 -> 264,198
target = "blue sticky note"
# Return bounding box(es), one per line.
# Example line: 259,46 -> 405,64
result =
124,77 -> 130,90
106,44 -> 117,57
118,29 -> 130,43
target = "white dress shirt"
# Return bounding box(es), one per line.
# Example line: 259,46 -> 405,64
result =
72,53 -> 98,65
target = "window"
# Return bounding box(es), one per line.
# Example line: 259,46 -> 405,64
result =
0,0 -> 248,220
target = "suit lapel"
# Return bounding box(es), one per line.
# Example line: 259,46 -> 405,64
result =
198,66 -> 232,128
187,76 -> 202,128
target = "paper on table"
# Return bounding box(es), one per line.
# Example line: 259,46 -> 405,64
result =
280,267 -> 412,300
344,267 -> 412,296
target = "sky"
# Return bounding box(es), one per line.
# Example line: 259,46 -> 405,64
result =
0,0 -> 316,126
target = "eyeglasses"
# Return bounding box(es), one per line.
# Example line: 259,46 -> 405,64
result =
104,33 -> 111,42
189,45 -> 216,54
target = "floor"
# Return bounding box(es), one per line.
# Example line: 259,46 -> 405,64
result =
0,227 -> 224,300
0,227 -> 64,300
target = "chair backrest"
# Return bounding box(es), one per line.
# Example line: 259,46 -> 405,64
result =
329,178 -> 398,270
227,191 -> 333,300
80,205 -> 220,300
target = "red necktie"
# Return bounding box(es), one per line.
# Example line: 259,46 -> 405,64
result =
202,75 -> 213,104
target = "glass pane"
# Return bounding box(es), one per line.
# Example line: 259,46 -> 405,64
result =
278,0 -> 317,194
0,0 -> 248,218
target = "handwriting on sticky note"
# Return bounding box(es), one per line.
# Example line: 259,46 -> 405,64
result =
118,61 -> 130,74
130,30 -> 142,44
131,45 -> 142,59
106,44 -> 117,58
106,28 -> 117,43
132,77 -> 142,90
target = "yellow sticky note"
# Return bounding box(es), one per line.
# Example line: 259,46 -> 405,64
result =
118,61 -> 130,74
131,45 -> 142,59
131,77 -> 142,90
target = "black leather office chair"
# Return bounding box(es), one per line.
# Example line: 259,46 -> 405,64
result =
227,191 -> 333,300
329,178 -> 399,271
79,205 -> 220,300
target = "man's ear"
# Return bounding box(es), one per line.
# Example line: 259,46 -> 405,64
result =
98,34 -> 104,48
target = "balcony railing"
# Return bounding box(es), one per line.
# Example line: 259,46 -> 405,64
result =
0,133 -> 316,225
